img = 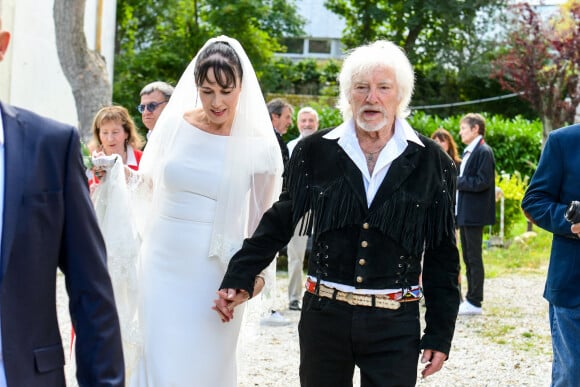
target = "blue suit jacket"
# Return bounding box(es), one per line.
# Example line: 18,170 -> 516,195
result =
456,138 -> 496,227
521,124 -> 580,308
0,103 -> 124,386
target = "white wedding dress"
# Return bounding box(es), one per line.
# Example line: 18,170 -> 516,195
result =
130,122 -> 247,387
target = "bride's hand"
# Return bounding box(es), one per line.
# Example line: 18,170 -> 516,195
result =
212,288 -> 250,323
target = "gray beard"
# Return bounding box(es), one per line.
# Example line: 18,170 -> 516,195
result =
356,115 -> 388,132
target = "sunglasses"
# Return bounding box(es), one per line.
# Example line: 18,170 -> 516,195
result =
137,101 -> 167,113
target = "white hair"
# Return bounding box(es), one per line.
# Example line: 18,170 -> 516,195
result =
337,40 -> 415,121
297,106 -> 319,121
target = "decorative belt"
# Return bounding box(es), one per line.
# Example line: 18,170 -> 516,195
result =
305,278 -> 422,310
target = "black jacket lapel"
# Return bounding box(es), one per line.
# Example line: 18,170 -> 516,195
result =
369,142 -> 421,211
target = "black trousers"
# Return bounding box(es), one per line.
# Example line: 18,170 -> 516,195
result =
459,225 -> 485,307
298,292 -> 420,387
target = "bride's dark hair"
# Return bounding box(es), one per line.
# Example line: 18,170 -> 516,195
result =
194,41 -> 243,89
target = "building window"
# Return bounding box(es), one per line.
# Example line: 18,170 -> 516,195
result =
281,38 -> 304,54
308,39 -> 331,54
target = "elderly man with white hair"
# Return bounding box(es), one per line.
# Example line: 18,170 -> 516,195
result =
216,40 -> 460,386
285,106 -> 319,311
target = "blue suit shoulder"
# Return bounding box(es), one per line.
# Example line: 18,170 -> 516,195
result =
8,103 -> 77,135
548,123 -> 580,140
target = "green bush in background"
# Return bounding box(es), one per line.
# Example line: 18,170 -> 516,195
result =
489,171 -> 529,240
407,111 -> 542,179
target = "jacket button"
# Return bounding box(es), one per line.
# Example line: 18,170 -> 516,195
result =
358,259 -> 366,266
361,241 -> 368,248
362,222 -> 370,229
356,276 -> 363,283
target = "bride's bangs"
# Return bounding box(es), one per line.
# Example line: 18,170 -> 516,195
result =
195,41 -> 243,89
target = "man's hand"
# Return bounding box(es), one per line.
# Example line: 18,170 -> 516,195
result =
571,223 -> 580,237
212,277 -> 265,322
420,349 -> 447,378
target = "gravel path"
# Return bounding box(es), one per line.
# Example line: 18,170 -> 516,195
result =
57,269 -> 552,386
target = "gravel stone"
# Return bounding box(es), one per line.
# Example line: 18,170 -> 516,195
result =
57,269 -> 552,386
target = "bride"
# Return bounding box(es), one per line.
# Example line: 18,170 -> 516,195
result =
126,36 -> 283,386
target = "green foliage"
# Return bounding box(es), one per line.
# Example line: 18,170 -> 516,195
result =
291,60 -> 321,95
280,101 -> 344,141
113,0 -> 305,133
261,58 -> 341,96
403,111 -> 542,241
323,0 -> 503,66
80,141 -> 93,170
490,172 -> 529,239
413,68 -> 538,120
260,58 -> 296,96
313,102 -> 343,129
485,115 -> 542,176
407,111 -> 542,178
482,217 -> 551,277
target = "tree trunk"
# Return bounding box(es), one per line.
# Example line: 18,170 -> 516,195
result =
53,0 -> 111,142
541,115 -> 553,147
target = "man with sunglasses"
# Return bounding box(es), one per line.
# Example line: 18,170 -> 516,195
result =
138,81 -> 174,138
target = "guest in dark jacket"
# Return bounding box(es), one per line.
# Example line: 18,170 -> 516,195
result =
214,40 -> 460,386
522,125 -> 580,387
456,113 -> 496,316
0,9 -> 124,385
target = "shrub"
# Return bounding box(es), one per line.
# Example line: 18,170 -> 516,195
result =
408,111 -> 542,178
488,171 -> 529,240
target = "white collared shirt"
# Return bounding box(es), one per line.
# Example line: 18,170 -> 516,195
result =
323,118 -> 424,207
459,135 -> 482,177
0,108 -> 7,387
313,118 -> 424,294
287,135 -> 303,157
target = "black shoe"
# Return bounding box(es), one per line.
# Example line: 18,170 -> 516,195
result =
289,300 -> 301,311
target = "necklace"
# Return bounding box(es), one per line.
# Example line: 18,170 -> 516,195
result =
364,144 -> 386,162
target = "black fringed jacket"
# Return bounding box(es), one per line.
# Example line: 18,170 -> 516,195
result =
221,128 -> 461,355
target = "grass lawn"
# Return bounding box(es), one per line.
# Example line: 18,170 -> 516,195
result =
482,219 -> 551,278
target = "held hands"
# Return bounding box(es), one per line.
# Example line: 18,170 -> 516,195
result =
420,349 -> 447,379
212,276 -> 265,323
212,288 -> 250,323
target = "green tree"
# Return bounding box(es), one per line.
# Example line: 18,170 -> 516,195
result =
113,0 -> 304,131
491,2 -> 580,142
323,0 -> 503,66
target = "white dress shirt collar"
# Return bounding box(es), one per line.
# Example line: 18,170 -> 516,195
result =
323,117 -> 423,206
464,135 -> 482,155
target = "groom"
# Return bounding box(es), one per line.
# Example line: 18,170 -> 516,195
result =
0,8 -> 124,386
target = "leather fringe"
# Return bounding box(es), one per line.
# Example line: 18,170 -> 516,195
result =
286,142 -> 456,256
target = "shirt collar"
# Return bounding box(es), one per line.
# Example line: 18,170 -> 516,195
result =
464,135 -> 482,153
323,117 -> 424,148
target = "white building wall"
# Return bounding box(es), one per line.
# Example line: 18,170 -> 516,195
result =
0,0 -> 117,127
297,0 -> 344,39
278,0 -> 345,60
